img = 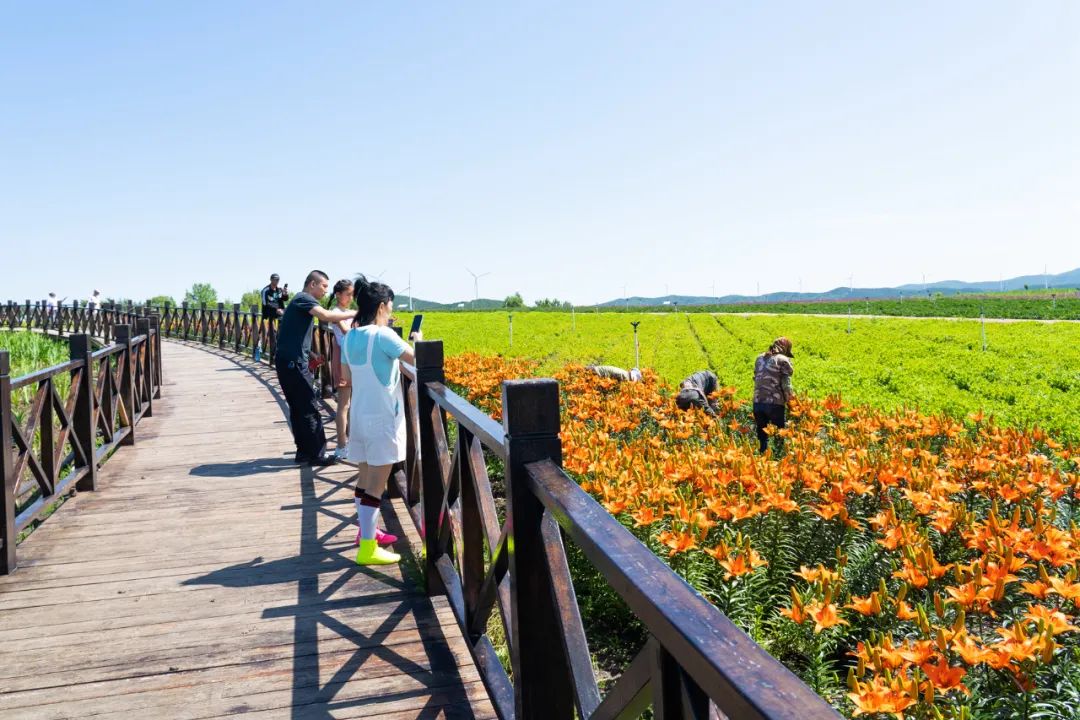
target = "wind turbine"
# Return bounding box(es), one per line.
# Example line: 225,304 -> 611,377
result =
400,272 -> 413,312
466,268 -> 491,309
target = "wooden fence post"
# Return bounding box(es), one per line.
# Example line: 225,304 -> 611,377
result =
24,300 -> 31,330
114,325 -> 136,446
69,335 -> 99,493
0,351 -> 15,574
182,301 -> 190,341
162,303 -> 172,338
136,317 -> 154,418
233,304 -> 242,353
200,303 -> 209,345
150,314 -> 163,398
7,302 -> 15,331
267,309 -> 277,362
502,378 -> 574,719
215,302 -> 224,349
415,340 -> 446,595
252,306 -> 262,359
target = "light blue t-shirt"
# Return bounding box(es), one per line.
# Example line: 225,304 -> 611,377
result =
342,326 -> 411,387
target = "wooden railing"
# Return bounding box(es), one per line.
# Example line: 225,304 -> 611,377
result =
395,340 -> 840,720
1,308 -> 162,574
1,299 -> 839,717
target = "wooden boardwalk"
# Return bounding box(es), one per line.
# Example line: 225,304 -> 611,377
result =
0,342 -> 496,719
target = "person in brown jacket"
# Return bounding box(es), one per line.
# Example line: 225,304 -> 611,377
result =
752,337 -> 794,453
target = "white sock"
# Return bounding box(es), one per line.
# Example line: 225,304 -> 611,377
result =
357,499 -> 378,541
374,508 -> 382,534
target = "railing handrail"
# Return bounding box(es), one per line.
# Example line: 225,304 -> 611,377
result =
425,381 -> 508,461
10,358 -> 85,391
1,310 -> 162,574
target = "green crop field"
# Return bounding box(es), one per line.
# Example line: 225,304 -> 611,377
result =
402,311 -> 1080,443
594,292 -> 1080,320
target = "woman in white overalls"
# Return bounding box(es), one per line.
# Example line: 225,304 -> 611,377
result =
340,275 -> 420,566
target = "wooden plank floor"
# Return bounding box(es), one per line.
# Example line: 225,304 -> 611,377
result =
0,342 -> 496,720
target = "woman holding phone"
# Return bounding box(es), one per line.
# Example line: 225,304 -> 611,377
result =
328,279 -> 355,461
340,274 -> 421,565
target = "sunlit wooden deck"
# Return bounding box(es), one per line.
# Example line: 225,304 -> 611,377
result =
0,341 -> 495,719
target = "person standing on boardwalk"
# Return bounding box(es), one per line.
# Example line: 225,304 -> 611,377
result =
87,289 -> 101,311
752,337 -> 794,453
328,279 -> 354,460
260,273 -> 289,360
275,270 -> 355,466
340,274 -> 421,566
675,370 -> 720,415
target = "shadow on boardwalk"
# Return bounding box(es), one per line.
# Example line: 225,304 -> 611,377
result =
178,344 -> 483,719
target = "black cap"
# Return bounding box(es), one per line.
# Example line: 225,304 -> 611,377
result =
270,273 -> 280,280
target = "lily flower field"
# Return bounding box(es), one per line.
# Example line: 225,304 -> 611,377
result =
443,348 -> 1080,720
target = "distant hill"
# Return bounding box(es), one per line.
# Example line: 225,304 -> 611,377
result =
595,267 -> 1080,308
394,295 -> 504,311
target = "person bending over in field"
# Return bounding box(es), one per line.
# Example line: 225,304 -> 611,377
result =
675,370 -> 720,416
587,365 -> 643,382
340,274 -> 422,565
752,337 -> 794,454
328,279 -> 355,460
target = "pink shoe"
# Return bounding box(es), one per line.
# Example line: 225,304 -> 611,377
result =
355,528 -> 398,546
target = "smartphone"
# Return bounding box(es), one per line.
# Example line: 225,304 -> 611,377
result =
409,314 -> 424,336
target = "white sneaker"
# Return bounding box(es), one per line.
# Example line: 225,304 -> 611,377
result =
333,447 -> 349,461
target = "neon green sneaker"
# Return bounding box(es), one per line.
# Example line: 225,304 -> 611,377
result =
356,538 -> 400,566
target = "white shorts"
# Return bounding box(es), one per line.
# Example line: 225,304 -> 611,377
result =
345,412 -> 406,467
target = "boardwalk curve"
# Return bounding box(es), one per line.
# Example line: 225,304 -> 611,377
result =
0,341 -> 495,719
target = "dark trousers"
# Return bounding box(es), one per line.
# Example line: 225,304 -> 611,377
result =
753,402 -> 786,453
276,360 -> 326,459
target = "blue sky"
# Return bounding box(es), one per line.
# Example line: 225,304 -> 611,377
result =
2,2 -> 1077,305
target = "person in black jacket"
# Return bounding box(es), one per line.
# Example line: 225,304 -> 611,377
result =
260,273 -> 289,359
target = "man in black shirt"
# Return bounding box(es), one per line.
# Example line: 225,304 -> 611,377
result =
275,270 -> 356,466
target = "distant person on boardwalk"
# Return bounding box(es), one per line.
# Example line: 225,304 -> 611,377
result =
586,365 -> 642,382
340,274 -> 421,566
87,290 -> 101,311
260,273 -> 289,359
328,279 -> 355,460
753,337 -> 794,453
275,270 -> 355,466
45,292 -> 66,311
675,370 -> 720,415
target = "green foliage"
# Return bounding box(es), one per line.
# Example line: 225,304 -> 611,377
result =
183,282 -> 218,306
240,289 -> 262,310
534,297 -> 572,310
503,292 -> 524,309
0,331 -> 71,424
146,294 -> 176,308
